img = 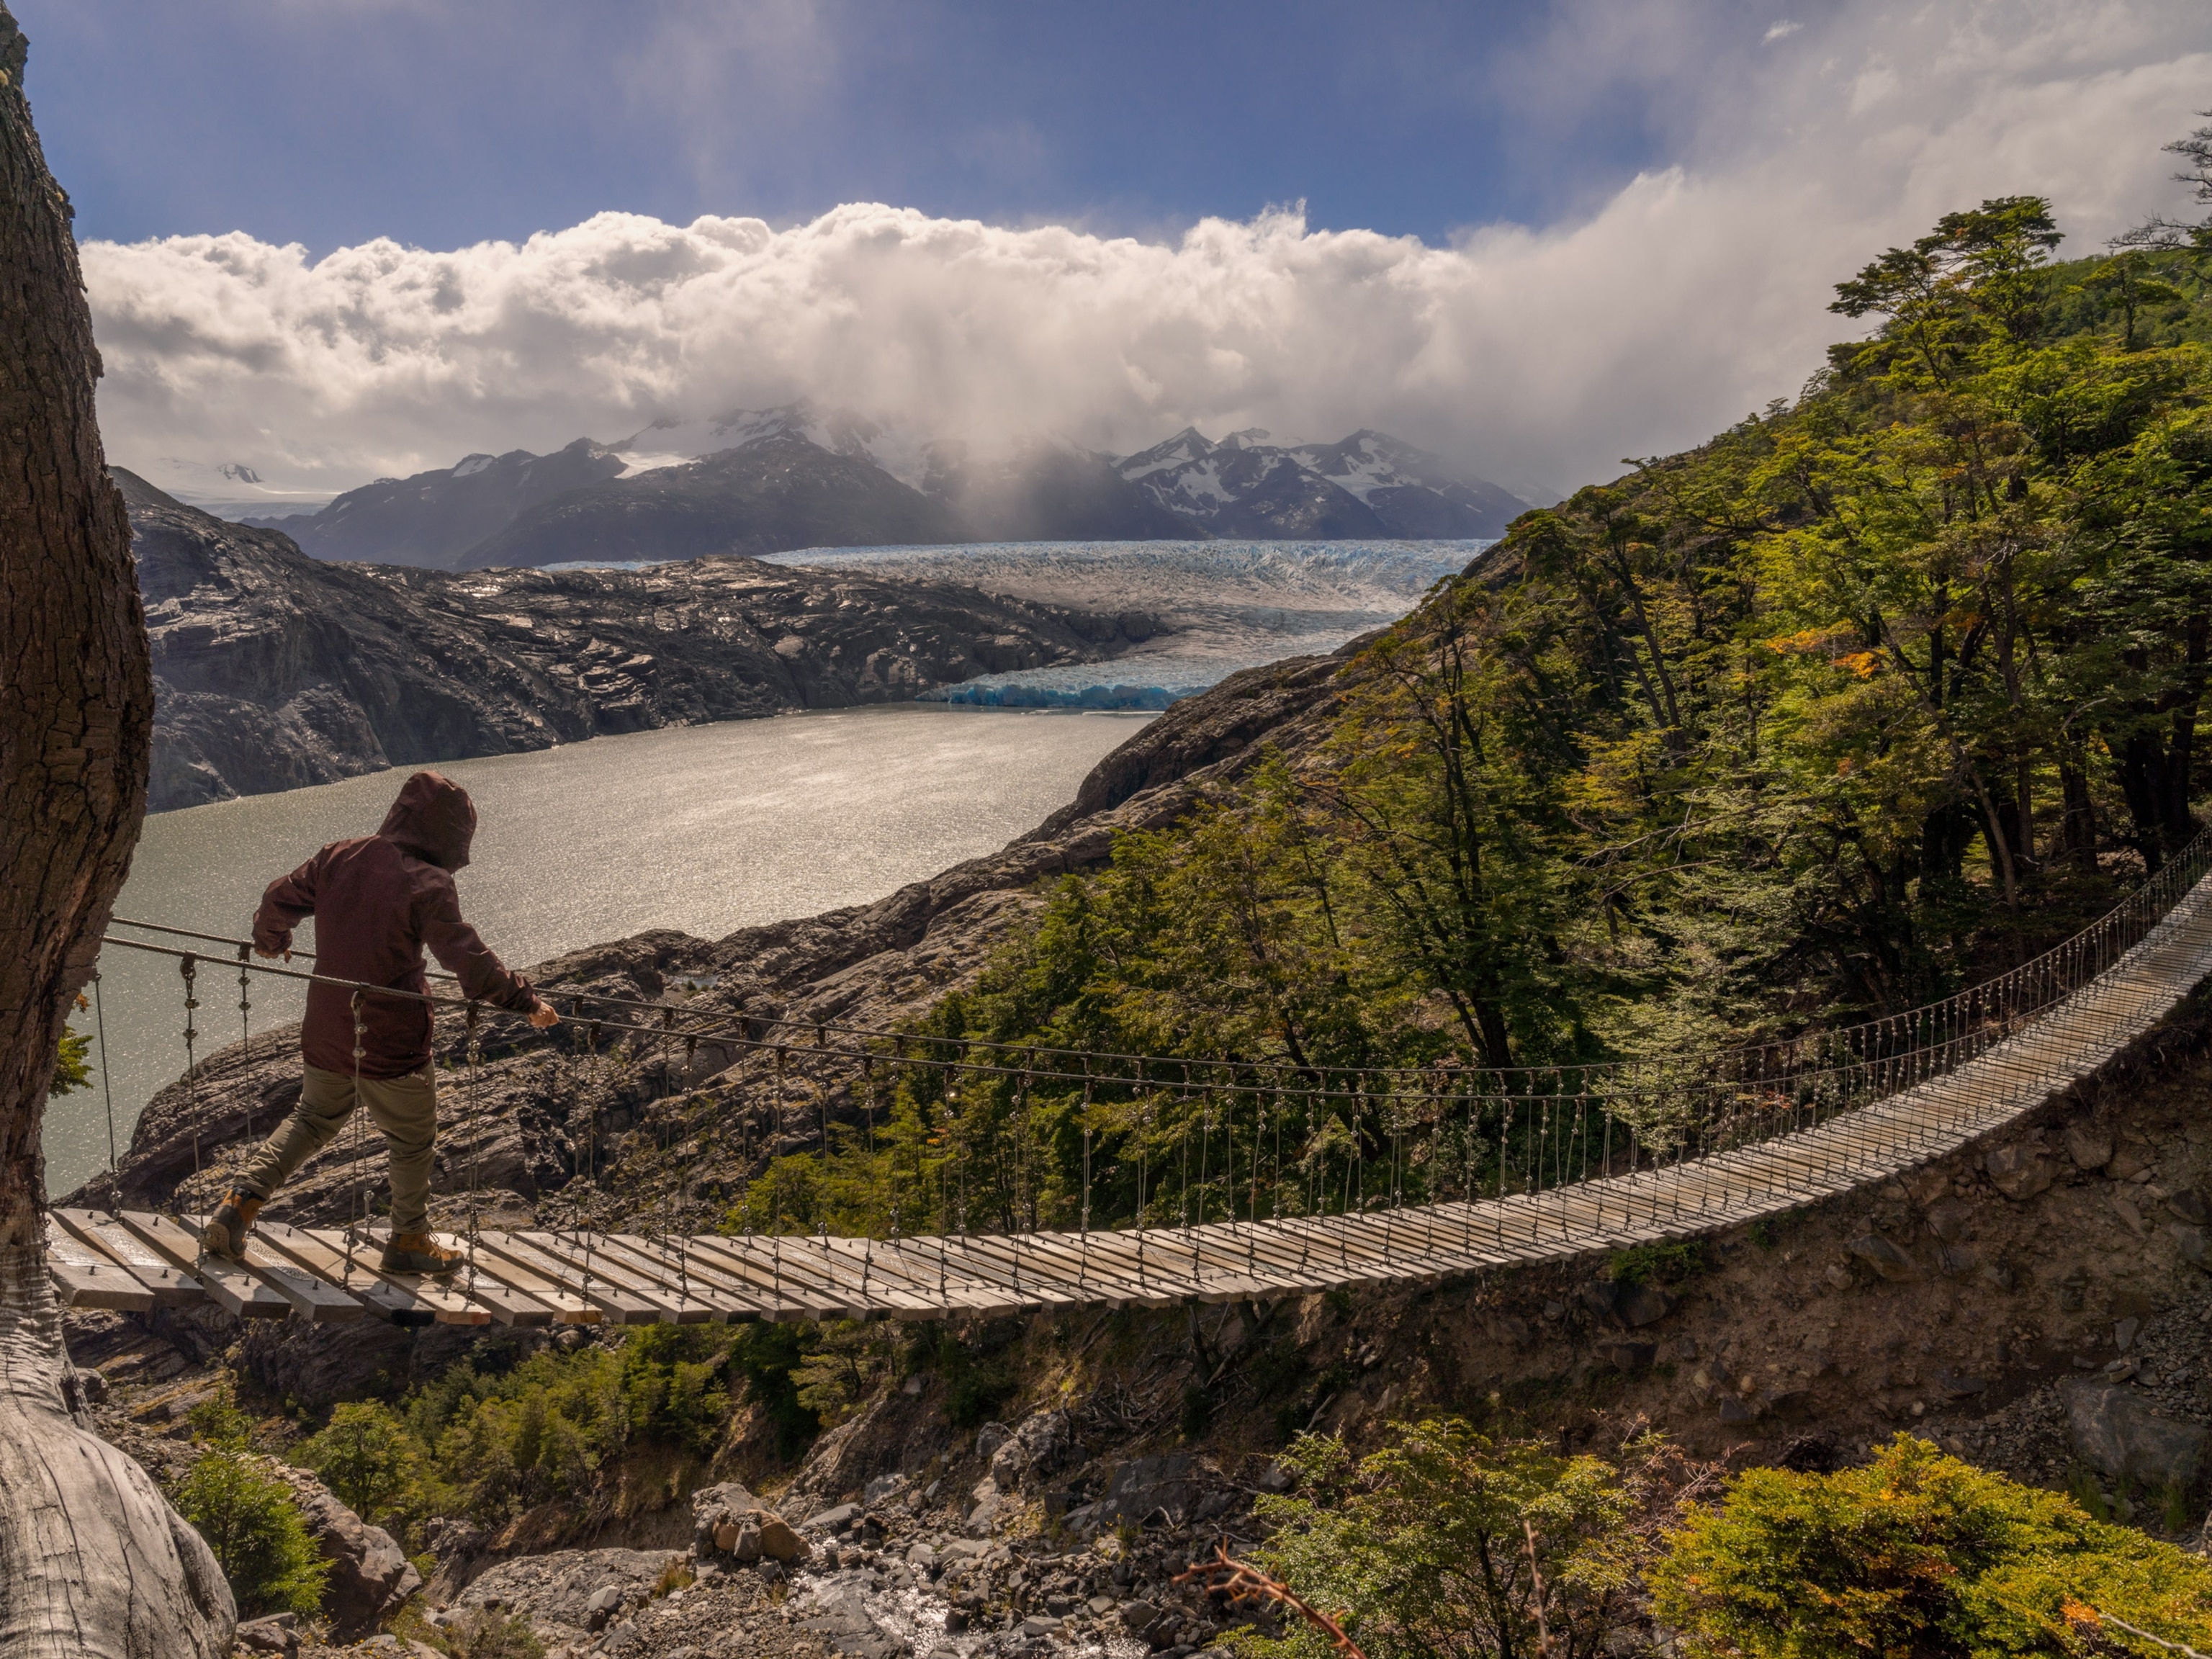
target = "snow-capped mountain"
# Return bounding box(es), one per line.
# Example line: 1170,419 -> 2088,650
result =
1116,427 -> 1521,540
613,402 -> 937,492
203,409 -> 1530,570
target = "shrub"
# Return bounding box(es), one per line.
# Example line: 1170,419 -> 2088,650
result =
170,1452 -> 328,1618
1652,1434 -> 2212,1658
1249,1419 -> 1707,1659
297,1399 -> 418,1521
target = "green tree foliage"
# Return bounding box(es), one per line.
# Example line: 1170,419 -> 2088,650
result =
397,1326 -> 733,1523
1248,1419 -> 1704,1659
283,1326 -> 773,1537
168,1379 -> 329,1618
296,1401 -> 424,1532
1651,1435 -> 2212,1657
48,1019 -> 91,1096
169,1454 -> 328,1619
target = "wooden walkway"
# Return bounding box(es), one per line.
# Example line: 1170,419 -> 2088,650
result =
50,876 -> 2212,1325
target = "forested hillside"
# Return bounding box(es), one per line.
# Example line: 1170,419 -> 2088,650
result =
735,192 -> 2212,1241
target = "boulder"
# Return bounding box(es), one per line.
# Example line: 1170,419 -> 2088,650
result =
1593,1340 -> 1657,1372
235,1614 -> 300,1657
731,1522 -> 762,1563
2064,1123 -> 2115,1171
1581,1279 -> 1671,1328
1121,1600 -> 1168,1640
756,1514 -> 809,1563
1845,1231 -> 1917,1282
988,1408 -> 1071,1491
2060,1378 -> 2211,1488
974,1421 -> 1012,1460
2171,1224 -> 2209,1267
1984,1143 -> 2055,1201
1924,1198 -> 1972,1242
267,1465 -> 420,1637
806,1501 -> 863,1534
2167,1187 -> 2211,1226
690,1479 -> 760,1556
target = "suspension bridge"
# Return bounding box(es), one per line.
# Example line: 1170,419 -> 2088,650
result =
44,835 -> 2212,1327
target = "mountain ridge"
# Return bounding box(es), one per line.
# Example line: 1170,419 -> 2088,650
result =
251,410 -> 1531,571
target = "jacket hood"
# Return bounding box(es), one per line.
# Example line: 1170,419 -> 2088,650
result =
377,770 -> 477,871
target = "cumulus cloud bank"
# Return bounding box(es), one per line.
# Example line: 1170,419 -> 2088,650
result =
84,0 -> 2212,500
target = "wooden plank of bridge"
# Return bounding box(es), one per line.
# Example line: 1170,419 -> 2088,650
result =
513,1231 -> 716,1323
50,1209 -> 205,1308
1159,1221 -> 1339,1299
677,1235 -> 858,1321
803,1236 -> 993,1320
1034,1227 -> 1206,1300
110,1211 -> 292,1319
292,1228 -> 498,1325
247,1220 -> 464,1328
601,1234 -> 786,1321
181,1215 -> 368,1323
45,1226 -> 153,1311
1079,1228 -> 1274,1304
450,1232 -> 601,1323
853,1239 -> 1033,1316
763,1233 -> 965,1319
907,1236 -> 1069,1311
548,1238 -> 756,1336
693,1233 -> 897,1320
989,1230 -> 1182,1309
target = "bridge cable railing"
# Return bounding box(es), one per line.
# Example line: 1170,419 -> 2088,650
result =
82,825 -> 2212,1262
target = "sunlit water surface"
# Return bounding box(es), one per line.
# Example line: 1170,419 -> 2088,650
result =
54,706 -> 1150,1197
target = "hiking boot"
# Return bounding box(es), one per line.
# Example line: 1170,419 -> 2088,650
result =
379,1231 -> 463,1275
202,1191 -> 262,1260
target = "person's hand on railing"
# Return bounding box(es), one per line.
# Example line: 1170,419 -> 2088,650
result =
528,999 -> 560,1030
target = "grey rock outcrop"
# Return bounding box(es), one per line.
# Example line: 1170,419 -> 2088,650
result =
988,1408 -> 1071,1491
2059,1377 -> 2211,1488
266,1465 -> 421,1636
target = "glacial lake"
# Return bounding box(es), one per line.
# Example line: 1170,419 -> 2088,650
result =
53,705 -> 1151,1197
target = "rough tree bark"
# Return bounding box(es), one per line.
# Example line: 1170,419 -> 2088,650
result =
0,6 -> 235,1653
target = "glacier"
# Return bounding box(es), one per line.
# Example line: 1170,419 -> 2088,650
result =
765,538 -> 1488,707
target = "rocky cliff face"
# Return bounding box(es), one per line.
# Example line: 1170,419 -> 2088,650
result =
122,468 -> 1158,812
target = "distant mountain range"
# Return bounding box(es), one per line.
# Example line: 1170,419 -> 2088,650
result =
237,407 -> 1529,571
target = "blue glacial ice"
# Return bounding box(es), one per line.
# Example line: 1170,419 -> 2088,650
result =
764,539 -> 1488,709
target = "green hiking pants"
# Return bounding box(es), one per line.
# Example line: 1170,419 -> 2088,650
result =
240,1062 -> 438,1235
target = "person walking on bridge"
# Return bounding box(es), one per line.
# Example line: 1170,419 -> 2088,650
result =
202,770 -> 559,1273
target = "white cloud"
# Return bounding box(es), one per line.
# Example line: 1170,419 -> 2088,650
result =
1764,21 -> 1803,43
83,0 -> 2212,503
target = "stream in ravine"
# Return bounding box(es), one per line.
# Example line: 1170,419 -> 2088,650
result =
51,705 -> 1151,1198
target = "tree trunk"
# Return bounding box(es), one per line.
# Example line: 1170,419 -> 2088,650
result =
0,6 -> 234,1653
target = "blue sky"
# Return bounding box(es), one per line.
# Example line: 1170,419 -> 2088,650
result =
41,1 -> 2212,499
24,0 -> 1767,253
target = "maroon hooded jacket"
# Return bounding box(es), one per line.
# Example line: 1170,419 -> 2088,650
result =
253,771 -> 539,1077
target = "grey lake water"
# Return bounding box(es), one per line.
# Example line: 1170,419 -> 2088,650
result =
53,705 -> 1151,1198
